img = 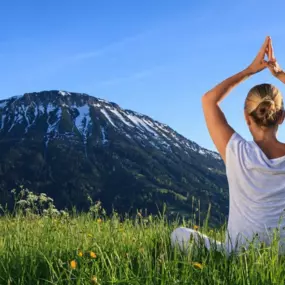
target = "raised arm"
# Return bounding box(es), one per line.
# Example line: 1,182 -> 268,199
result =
202,36 -> 270,162
276,71 -> 285,84
267,38 -> 285,84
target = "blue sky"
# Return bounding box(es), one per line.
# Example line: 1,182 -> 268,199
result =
1,0 -> 285,150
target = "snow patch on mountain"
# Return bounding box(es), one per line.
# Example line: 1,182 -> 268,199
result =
46,106 -> 62,146
101,126 -> 108,144
0,114 -> 6,130
125,113 -> 158,136
93,103 -> 101,108
108,108 -> 133,127
8,112 -> 23,132
58,91 -> 71,96
100,109 -> 116,127
46,103 -> 56,114
75,105 -> 91,144
0,101 -> 7,109
23,105 -> 31,133
47,108 -> 62,134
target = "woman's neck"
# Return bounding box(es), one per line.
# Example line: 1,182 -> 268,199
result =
252,128 -> 278,145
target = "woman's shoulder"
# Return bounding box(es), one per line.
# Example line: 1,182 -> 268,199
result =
227,132 -> 249,151
226,132 -> 256,162
227,132 -> 285,165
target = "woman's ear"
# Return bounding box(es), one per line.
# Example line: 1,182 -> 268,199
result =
278,110 -> 285,124
244,111 -> 251,126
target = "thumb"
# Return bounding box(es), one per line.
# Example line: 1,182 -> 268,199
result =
262,60 -> 269,67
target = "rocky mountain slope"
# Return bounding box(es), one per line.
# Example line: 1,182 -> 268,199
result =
0,91 -> 228,224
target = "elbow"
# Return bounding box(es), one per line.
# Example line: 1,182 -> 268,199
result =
201,93 -> 210,106
201,93 -> 207,103
201,92 -> 219,107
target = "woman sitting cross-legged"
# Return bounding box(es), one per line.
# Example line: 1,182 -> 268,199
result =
171,36 -> 285,255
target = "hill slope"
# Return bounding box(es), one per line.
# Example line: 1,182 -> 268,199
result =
0,90 -> 228,224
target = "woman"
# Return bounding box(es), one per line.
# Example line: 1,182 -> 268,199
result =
171,36 -> 285,255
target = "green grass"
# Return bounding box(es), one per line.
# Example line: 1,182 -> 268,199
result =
0,188 -> 285,284
1,212 -> 285,285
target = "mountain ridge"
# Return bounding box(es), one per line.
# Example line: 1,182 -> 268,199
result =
0,90 -> 220,159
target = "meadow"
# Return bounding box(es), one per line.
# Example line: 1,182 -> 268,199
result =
0,189 -> 285,284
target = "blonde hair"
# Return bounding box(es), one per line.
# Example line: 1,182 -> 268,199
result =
245,84 -> 284,127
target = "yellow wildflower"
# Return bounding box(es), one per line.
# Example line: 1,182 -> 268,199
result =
70,260 -> 77,269
78,251 -> 83,257
193,225 -> 199,231
97,218 -> 102,224
192,262 -> 203,270
91,276 -> 98,284
90,251 -> 97,258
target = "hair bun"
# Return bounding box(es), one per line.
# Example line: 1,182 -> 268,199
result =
255,100 -> 276,125
245,83 -> 284,128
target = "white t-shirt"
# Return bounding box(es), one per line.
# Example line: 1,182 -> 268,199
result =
225,132 -> 285,253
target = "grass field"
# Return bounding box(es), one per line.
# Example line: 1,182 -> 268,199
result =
1,189 -> 285,284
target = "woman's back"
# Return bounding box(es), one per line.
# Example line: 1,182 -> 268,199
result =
226,133 -> 285,252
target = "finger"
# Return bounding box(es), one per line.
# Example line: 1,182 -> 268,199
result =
258,36 -> 270,57
270,38 -> 276,60
261,36 -> 270,52
268,38 -> 273,60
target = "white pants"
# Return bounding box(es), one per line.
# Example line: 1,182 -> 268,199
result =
170,227 -> 226,255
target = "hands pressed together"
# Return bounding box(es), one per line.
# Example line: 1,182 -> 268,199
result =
247,36 -> 284,83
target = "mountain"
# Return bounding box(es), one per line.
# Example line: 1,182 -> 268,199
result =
0,90 -> 228,225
